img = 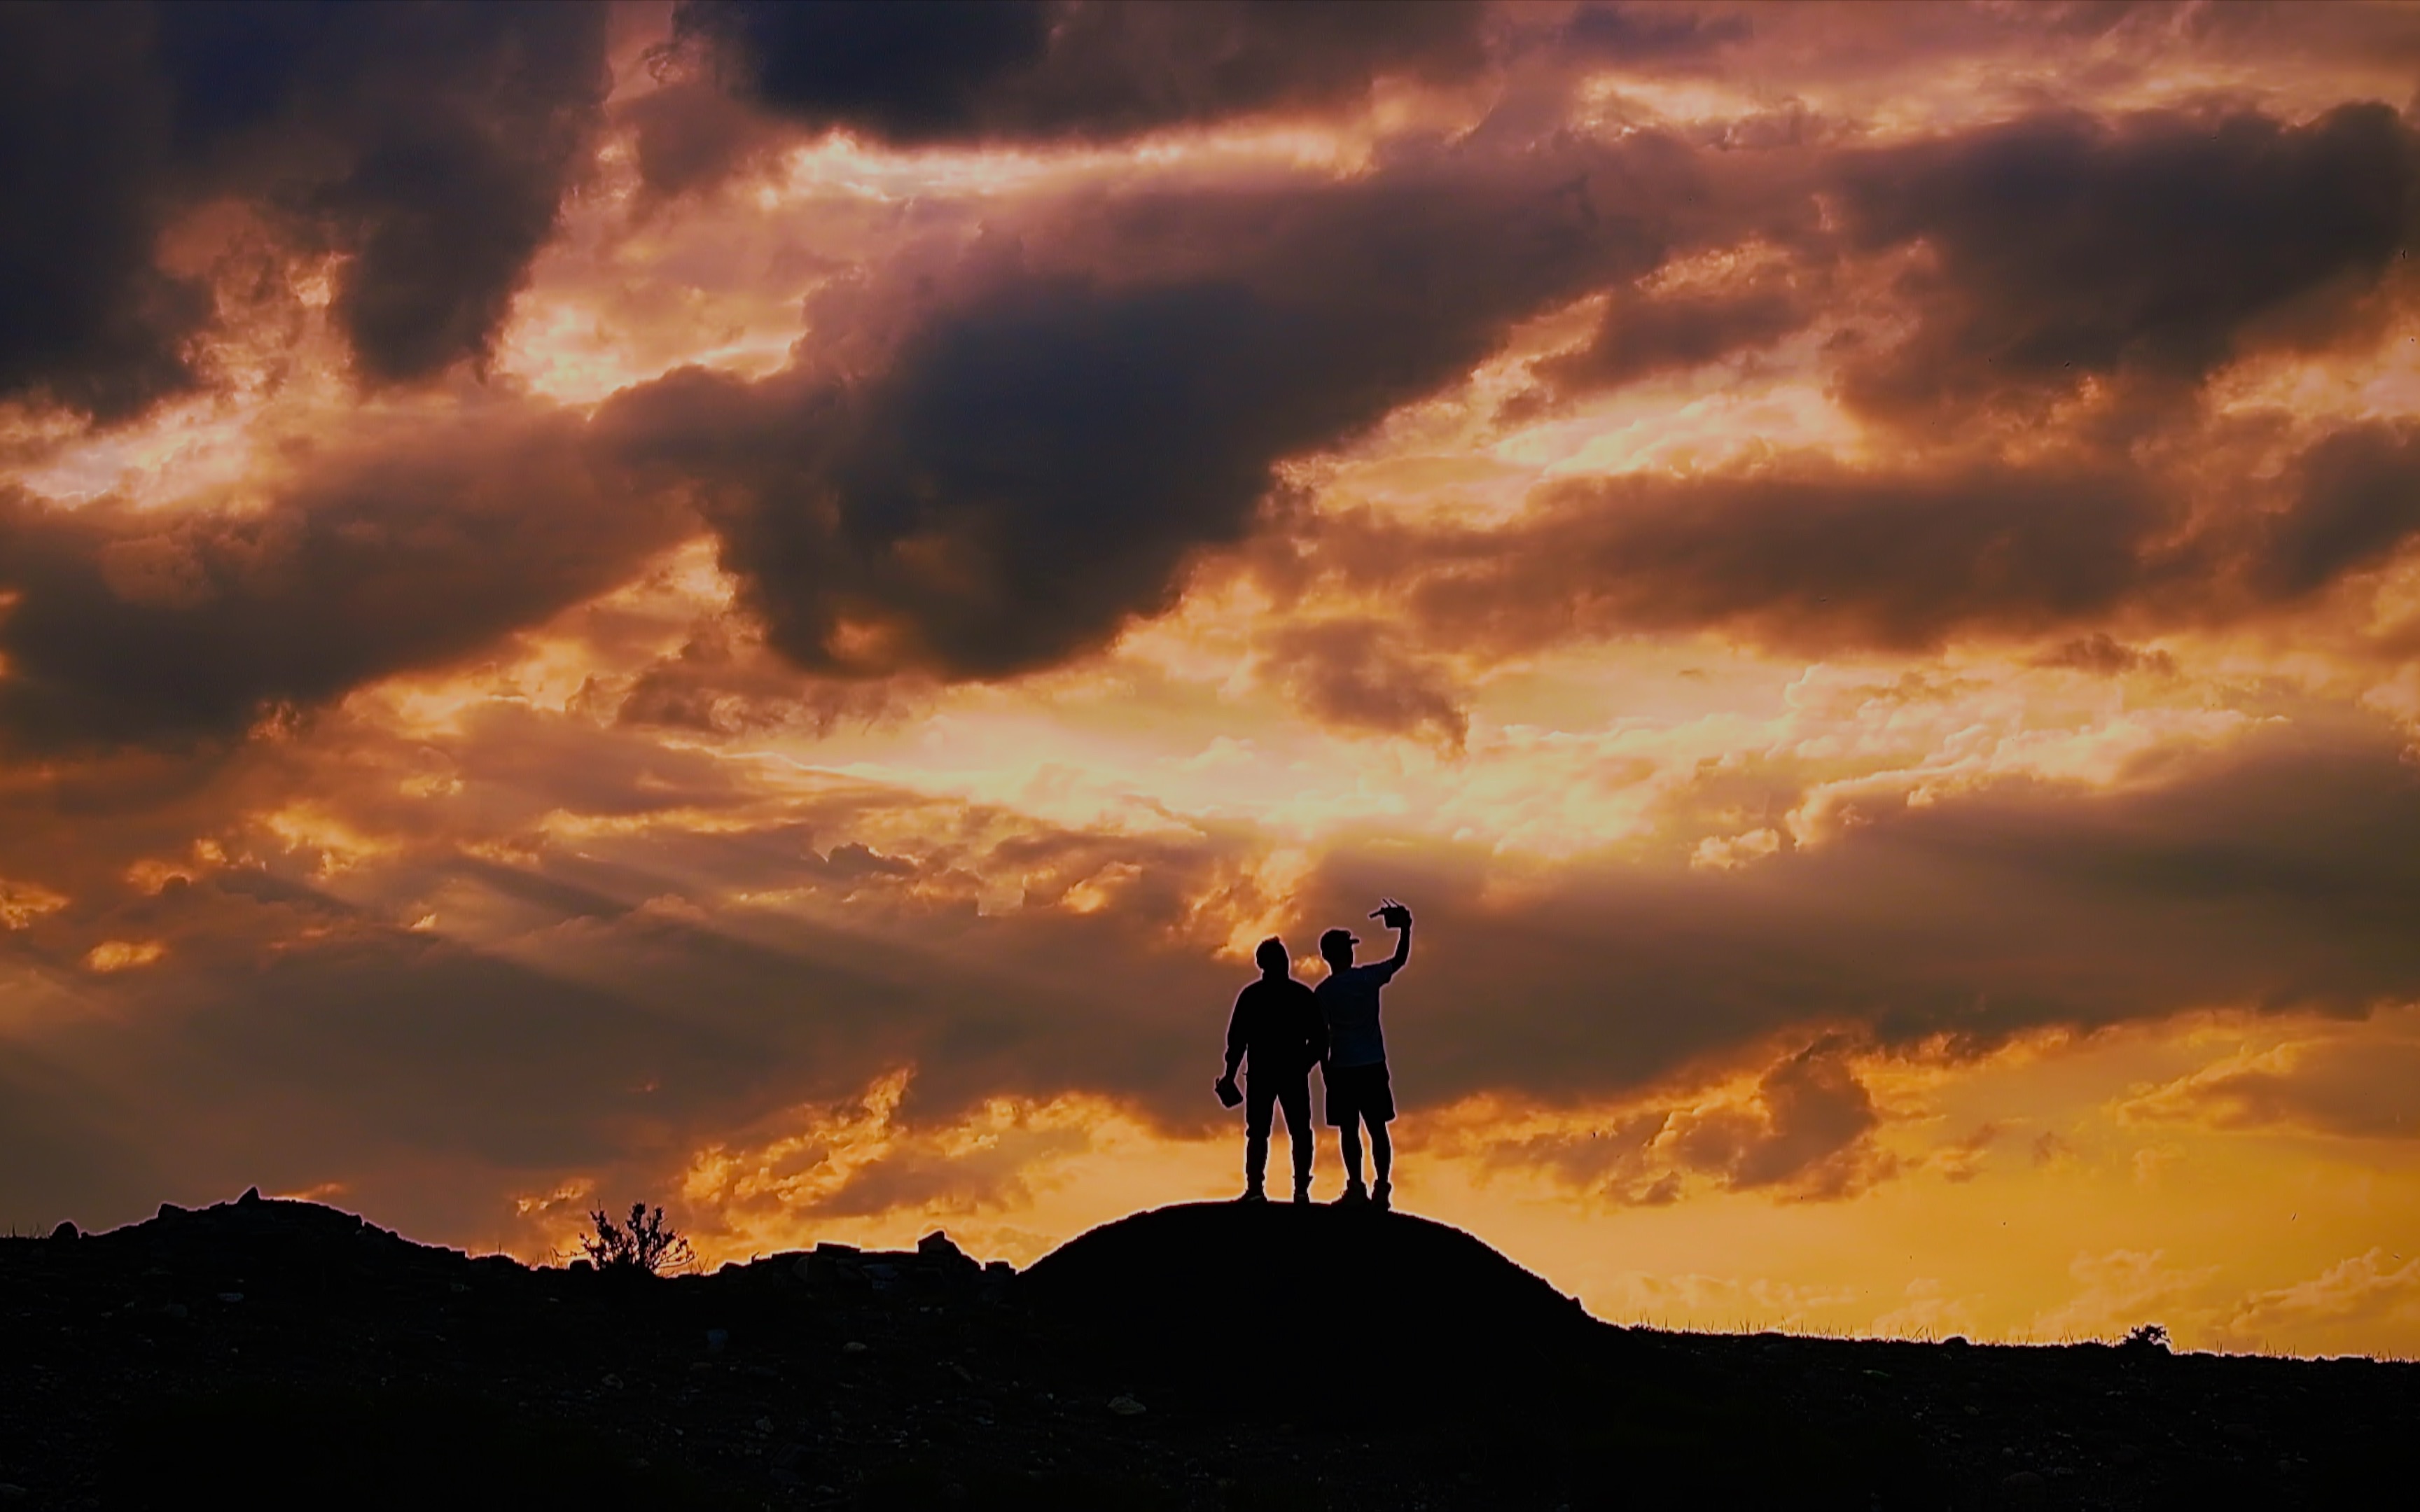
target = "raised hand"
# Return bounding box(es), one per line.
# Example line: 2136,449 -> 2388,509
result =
1370,897 -> 1411,930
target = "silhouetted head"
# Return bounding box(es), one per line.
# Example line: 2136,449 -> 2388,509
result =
1254,937 -> 1290,976
1319,927 -> 1357,969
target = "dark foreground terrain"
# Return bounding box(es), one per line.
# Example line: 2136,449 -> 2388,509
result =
3,1192 -> 2412,1509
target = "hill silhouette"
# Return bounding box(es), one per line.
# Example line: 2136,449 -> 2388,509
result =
1024,1203 -> 1594,1396
4,1190 -> 2414,1509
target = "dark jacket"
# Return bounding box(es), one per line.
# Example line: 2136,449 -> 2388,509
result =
1225,976 -> 1326,1079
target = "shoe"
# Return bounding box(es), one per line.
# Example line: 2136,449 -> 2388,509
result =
1336,1182 -> 1368,1206
1292,1182 -> 1312,1206
1373,1180 -> 1393,1212
1238,1184 -> 1267,1203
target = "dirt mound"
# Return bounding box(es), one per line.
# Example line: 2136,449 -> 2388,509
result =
1020,1203 -> 1597,1402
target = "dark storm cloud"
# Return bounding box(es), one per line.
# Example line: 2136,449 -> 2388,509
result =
1830,102 -> 2416,425
1514,100 -> 2414,412
601,281 -> 1326,679
0,2 -> 607,418
621,75 -> 787,202
1262,620 -> 1469,748
601,130 -> 1697,679
612,620 -> 905,737
609,85 -> 2420,685
1302,459 -> 2181,655
663,0 -> 1048,147
2031,634 -> 2177,678
0,406 -> 686,750
660,0 -> 1489,148
1281,417 -> 2420,659
1529,266 -> 1816,400
0,10 -> 209,422
1558,3 -> 1751,66
2248,423 -> 2420,603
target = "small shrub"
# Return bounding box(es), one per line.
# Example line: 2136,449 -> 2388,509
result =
2121,1322 -> 2171,1352
579,1202 -> 695,1275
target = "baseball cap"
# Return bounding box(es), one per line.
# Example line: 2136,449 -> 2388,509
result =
1319,927 -> 1358,954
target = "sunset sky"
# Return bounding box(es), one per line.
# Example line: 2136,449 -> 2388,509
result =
6,0 -> 2420,1357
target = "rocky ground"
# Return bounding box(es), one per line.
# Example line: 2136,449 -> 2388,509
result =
1,1191 -> 2412,1509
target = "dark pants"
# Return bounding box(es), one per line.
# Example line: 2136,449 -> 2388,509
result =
1246,1073 -> 1314,1189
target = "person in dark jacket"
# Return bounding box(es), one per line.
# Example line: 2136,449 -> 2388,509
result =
1216,937 -> 1327,1203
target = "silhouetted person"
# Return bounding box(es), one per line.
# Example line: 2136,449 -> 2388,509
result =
1216,937 -> 1327,1203
1318,897 -> 1411,1210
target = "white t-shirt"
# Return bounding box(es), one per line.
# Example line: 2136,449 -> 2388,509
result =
1316,959 -> 1403,1068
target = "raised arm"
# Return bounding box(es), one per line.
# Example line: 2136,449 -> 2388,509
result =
1370,897 -> 1412,977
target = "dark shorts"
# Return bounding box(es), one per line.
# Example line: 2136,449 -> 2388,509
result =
1324,1061 -> 1394,1127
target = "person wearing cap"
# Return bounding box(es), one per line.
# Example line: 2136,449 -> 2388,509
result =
1216,937 -> 1328,1203
1316,897 -> 1412,1210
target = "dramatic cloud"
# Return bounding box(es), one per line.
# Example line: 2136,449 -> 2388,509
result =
0,405 -> 684,750
1663,1038 -> 1893,1198
1260,619 -> 1469,748
612,617 -> 905,737
1529,260 -> 1818,401
1557,3 -> 1750,66
2248,422 -> 2420,603
658,0 -> 1489,146
592,91 -> 2420,685
0,736 -> 1256,1235
1352,718 -> 2420,1108
1466,1037 -> 1896,1205
1509,99 -> 2416,419
12,701 -> 2415,1252
602,129 -> 1695,680
1284,416 -> 2420,659
754,1080 -> 1099,1222
0,2 -> 608,418
2125,1040 -> 2420,1141
1831,103 -> 2416,426
1349,460 -> 2176,655
2031,634 -> 2177,678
